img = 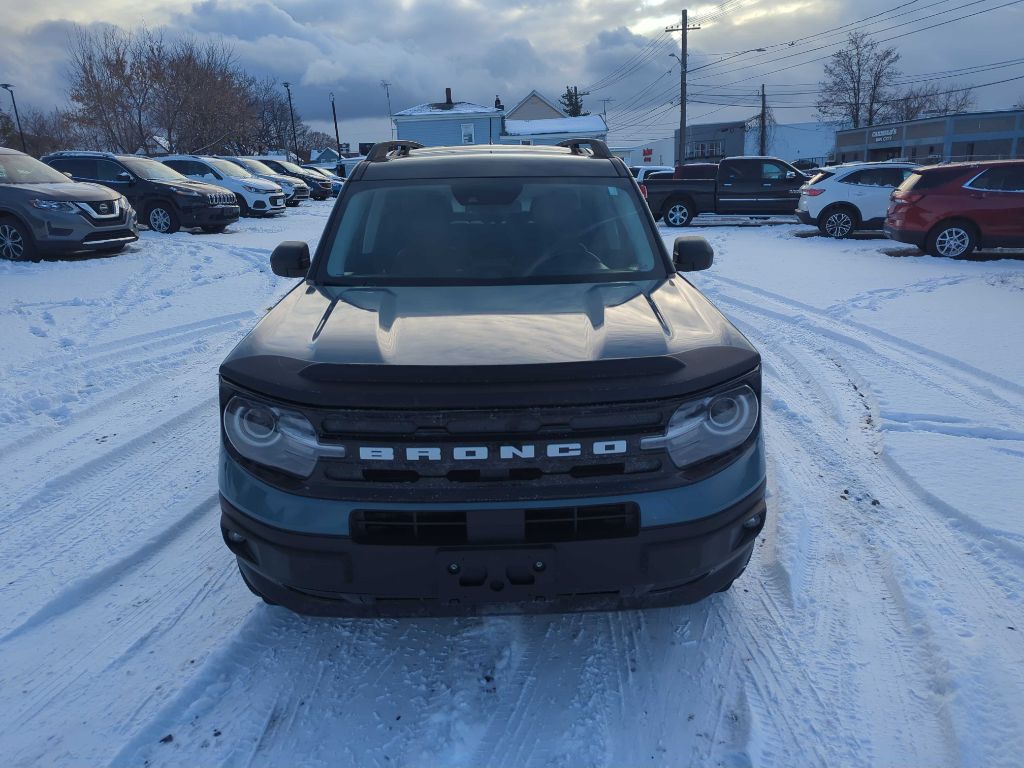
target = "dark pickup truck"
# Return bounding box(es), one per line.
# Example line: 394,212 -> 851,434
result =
643,156 -> 807,226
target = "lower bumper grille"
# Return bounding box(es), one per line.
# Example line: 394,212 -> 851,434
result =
349,503 -> 639,546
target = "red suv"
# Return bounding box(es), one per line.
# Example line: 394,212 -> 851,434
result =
885,160 -> 1024,258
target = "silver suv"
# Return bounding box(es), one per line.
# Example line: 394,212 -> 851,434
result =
0,147 -> 138,261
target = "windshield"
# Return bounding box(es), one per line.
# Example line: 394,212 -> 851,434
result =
121,157 -> 189,182
0,154 -> 74,184
277,160 -> 309,175
208,158 -> 252,178
321,178 -> 666,286
305,167 -> 333,179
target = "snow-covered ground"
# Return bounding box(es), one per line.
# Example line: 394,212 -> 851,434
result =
1,207 -> 1022,767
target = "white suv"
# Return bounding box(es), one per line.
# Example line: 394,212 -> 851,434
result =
159,156 -> 285,217
796,161 -> 917,238
629,165 -> 675,182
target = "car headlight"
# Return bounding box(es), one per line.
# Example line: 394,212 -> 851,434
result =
278,180 -> 294,190
242,183 -> 266,193
173,187 -> 202,197
31,199 -> 77,212
119,196 -> 134,212
640,384 -> 759,468
224,395 -> 344,478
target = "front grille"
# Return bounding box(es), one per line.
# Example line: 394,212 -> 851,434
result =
78,200 -> 126,224
350,503 -> 639,546
208,192 -> 236,206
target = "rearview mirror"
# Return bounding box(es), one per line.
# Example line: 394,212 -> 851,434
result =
271,241 -> 311,278
672,236 -> 714,272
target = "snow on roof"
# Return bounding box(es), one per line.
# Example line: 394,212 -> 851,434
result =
394,101 -> 499,117
504,115 -> 608,136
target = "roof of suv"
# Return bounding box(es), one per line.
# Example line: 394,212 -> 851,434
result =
357,144 -> 625,181
917,158 -> 1024,172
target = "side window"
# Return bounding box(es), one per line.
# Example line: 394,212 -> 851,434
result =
842,170 -> 868,185
970,166 -> 1024,192
163,160 -> 189,175
96,159 -> 127,182
760,161 -> 789,181
193,161 -> 219,179
878,168 -> 908,187
720,160 -> 753,180
54,157 -> 97,178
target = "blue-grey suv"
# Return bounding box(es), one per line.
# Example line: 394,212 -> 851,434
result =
218,139 -> 766,616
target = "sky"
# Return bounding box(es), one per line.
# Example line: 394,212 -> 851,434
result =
3,0 -> 1024,148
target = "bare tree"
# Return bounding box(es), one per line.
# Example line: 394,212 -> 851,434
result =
817,32 -> 901,128
0,109 -> 13,147
887,82 -> 975,123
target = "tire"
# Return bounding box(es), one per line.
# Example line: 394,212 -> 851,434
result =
147,203 -> 180,234
235,195 -> 251,217
662,198 -> 694,227
926,220 -> 977,258
0,217 -> 34,261
202,225 -> 227,234
819,205 -> 858,239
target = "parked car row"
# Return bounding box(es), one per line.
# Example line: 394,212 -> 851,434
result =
640,154 -> 1024,258
0,146 -> 342,260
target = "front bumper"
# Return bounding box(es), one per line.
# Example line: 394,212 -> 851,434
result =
28,207 -> 139,254
220,447 -> 767,616
179,204 -> 240,228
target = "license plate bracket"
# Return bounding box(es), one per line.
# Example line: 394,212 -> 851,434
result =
436,548 -> 556,603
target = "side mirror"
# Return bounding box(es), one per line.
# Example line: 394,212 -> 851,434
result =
271,241 -> 311,278
63,171 -> 73,179
117,171 -> 134,184
672,236 -> 714,272
786,170 -> 798,179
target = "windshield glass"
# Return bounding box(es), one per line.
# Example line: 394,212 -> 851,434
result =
322,178 -> 666,285
277,160 -> 309,175
208,158 -> 252,178
0,154 -> 74,184
121,157 -> 188,181
234,158 -> 276,175
305,167 -> 332,179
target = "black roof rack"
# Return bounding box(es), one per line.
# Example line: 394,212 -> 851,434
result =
366,140 -> 425,162
557,138 -> 613,159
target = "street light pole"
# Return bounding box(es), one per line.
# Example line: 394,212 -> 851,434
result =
0,84 -> 26,154
282,81 -> 299,160
330,92 -> 341,158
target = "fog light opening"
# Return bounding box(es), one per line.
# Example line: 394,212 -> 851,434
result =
227,530 -> 246,544
742,514 -> 762,530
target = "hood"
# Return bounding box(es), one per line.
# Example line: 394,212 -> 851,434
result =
221,278 -> 760,407
238,177 -> 280,192
266,174 -> 307,189
3,181 -> 120,201
152,179 -> 231,196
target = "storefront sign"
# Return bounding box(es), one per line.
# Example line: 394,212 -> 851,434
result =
871,128 -> 899,141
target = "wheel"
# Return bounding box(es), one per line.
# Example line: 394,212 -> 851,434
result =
819,205 -> 858,239
235,195 -> 251,217
663,199 -> 694,227
0,218 -> 34,261
147,203 -> 180,234
927,221 -> 976,258
202,225 -> 227,234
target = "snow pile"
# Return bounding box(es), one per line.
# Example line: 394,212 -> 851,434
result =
1,212 -> 1022,766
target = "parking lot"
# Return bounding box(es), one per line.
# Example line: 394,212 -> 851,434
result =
2,206 -> 1023,766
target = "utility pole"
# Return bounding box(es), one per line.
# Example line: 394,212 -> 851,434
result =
0,84 -> 26,154
282,81 -> 299,160
759,84 -> 767,156
600,98 -> 614,118
381,80 -> 394,140
330,92 -> 341,157
666,11 -> 700,166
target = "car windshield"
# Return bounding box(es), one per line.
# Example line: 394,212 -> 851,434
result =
0,154 -> 74,184
233,158 -> 275,175
306,167 -> 333,179
321,178 -> 666,286
121,157 -> 189,181
208,158 -> 252,178
277,160 -> 309,175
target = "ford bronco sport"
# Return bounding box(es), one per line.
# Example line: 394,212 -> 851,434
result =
219,139 -> 767,616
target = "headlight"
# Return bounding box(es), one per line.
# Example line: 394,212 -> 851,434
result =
278,180 -> 294,191
640,384 -> 759,468
242,183 -> 266,193
224,395 -> 344,478
173,187 -> 202,197
31,199 -> 77,212
119,196 -> 133,212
